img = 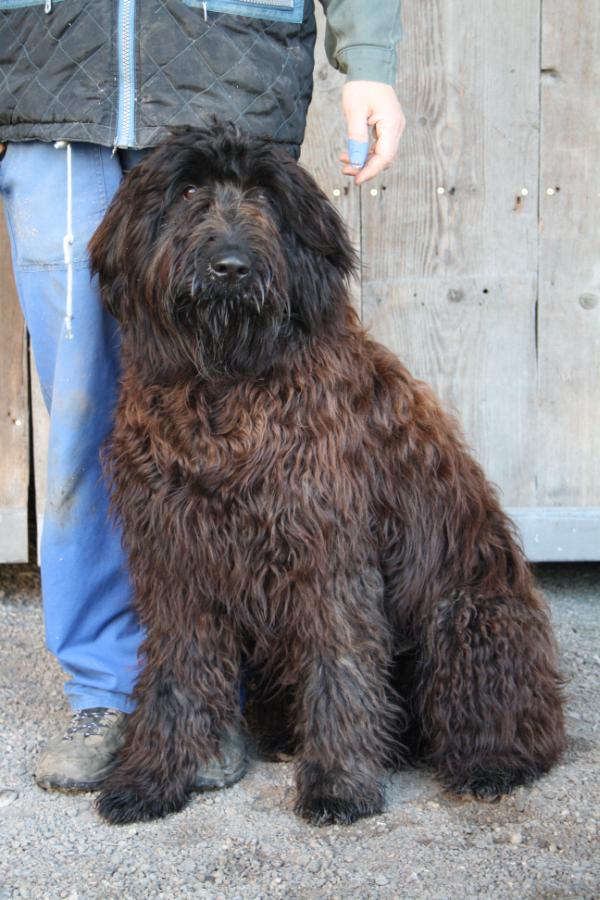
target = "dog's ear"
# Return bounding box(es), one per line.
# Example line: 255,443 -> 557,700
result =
256,150 -> 357,278
89,163 -> 165,323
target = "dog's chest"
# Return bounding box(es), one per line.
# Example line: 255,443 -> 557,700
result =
132,380 -> 375,590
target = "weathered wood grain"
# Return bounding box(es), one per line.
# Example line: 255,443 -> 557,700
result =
30,349 -> 49,556
361,0 -> 541,506
537,0 -> 600,506
0,201 -> 29,562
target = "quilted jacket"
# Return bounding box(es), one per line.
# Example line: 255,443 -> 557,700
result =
0,0 -> 402,154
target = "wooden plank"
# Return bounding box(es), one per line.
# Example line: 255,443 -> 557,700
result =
509,508 -> 600,562
361,0 -> 540,507
537,0 -> 600,505
30,349 -> 49,556
299,4 -> 361,308
0,201 -> 29,563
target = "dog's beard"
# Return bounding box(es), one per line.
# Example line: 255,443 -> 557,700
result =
172,262 -> 291,378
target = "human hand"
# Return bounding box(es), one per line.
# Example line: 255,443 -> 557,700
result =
340,81 -> 405,185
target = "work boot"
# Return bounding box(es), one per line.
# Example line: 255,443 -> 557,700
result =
194,725 -> 249,790
36,707 -> 128,792
36,708 -> 248,792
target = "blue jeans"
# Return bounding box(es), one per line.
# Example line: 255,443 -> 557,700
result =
0,142 -> 149,713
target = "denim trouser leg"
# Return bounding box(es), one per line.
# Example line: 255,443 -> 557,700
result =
1,142 -> 148,713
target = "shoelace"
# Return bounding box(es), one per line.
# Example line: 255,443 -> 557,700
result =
63,708 -> 119,741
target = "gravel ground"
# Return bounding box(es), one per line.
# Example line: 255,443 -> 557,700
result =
0,563 -> 598,900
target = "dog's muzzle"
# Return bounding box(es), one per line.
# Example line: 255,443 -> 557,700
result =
209,249 -> 251,284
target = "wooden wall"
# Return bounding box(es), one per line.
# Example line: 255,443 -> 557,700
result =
1,0 -> 599,562
0,211 -> 29,562
301,0 -> 600,560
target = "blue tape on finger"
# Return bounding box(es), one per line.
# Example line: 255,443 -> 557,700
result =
347,139 -> 369,168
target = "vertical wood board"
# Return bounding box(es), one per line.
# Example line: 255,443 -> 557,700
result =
537,0 -> 600,505
361,0 -> 541,506
30,349 -> 50,555
0,200 -> 29,562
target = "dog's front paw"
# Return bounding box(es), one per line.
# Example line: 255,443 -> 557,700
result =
96,780 -> 188,825
445,760 -> 541,802
295,792 -> 383,826
295,765 -> 384,826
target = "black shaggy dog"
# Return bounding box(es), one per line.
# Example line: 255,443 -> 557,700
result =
89,125 -> 565,826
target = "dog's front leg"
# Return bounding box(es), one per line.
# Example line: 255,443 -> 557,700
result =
96,613 -> 240,825
293,603 -> 396,826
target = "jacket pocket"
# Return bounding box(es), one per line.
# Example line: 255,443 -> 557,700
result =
179,0 -> 304,24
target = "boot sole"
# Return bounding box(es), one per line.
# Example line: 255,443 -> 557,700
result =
36,760 -> 248,794
36,777 -> 105,793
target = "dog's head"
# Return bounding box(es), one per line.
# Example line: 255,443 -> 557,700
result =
89,124 -> 357,378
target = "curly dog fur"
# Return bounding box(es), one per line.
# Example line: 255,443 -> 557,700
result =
89,125 -> 565,826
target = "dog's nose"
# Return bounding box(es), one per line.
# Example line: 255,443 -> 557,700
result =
211,251 -> 251,281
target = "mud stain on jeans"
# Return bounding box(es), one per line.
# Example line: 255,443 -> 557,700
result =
45,390 -> 97,528
45,471 -> 85,529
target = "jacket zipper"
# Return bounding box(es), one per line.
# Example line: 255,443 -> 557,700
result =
115,0 -> 136,149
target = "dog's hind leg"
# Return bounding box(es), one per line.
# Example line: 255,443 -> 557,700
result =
96,612 -> 241,824
374,366 -> 565,800
416,578 -> 565,800
291,571 -> 399,826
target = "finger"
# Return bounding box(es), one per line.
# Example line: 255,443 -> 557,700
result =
340,151 -> 376,181
339,150 -> 372,164
371,119 -> 403,165
340,151 -> 375,174
343,99 -> 370,168
347,138 -> 369,169
353,152 -> 392,185
351,117 -> 400,184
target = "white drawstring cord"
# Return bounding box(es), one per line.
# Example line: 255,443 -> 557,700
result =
54,140 -> 74,340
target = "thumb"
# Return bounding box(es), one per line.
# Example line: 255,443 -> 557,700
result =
344,101 -> 370,168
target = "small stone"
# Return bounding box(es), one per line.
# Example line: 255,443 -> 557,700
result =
509,831 -> 522,845
375,875 -> 389,886
307,859 -> 322,874
180,860 -> 196,875
514,791 -> 528,813
0,789 -> 18,809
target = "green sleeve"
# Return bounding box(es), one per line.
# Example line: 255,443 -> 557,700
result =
318,0 -> 402,86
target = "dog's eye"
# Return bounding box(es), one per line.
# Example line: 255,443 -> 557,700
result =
182,185 -> 198,200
